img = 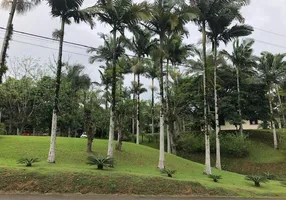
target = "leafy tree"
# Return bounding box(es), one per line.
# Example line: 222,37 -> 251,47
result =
0,0 -> 41,83
47,0 -> 94,163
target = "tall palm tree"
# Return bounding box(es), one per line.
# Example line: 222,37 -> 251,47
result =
146,0 -> 195,169
47,0 -> 94,163
0,0 -> 41,83
206,1 -> 253,170
165,33 -> 192,154
256,52 -> 286,150
145,55 -> 159,136
221,39 -> 256,136
189,0 -> 250,175
125,30 -> 154,145
89,0 -> 149,158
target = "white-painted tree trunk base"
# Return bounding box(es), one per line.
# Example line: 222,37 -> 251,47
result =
205,134 -> 212,175
107,109 -> 114,158
273,126 -> 278,150
215,135 -> 221,170
48,110 -> 57,163
158,114 -> 165,169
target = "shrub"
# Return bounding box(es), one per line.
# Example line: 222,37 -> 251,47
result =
176,132 -> 249,158
280,181 -> 286,187
160,168 -> 176,178
208,174 -> 222,182
0,123 -> 6,135
17,158 -> 40,167
245,175 -> 268,187
87,156 -> 114,170
263,172 -> 276,180
220,134 -> 250,157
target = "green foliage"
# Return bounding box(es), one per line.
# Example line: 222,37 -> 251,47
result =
208,174 -> 222,183
263,172 -> 276,180
17,158 -> 40,167
87,156 -> 114,170
160,168 -> 176,178
0,123 -> 6,135
245,175 -> 268,187
220,134 -> 250,157
177,133 -> 249,157
280,181 -> 286,187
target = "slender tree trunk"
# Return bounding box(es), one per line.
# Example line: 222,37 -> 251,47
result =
87,134 -> 93,152
236,66 -> 243,135
276,84 -> 285,128
136,73 -> 140,145
68,127 -> 71,137
202,21 -> 211,175
107,29 -> 117,158
269,94 -> 278,150
48,17 -> 65,163
151,78 -> 155,135
116,121 -> 123,151
166,59 -> 171,153
158,35 -> 165,170
169,121 -> 176,155
182,118 -> 186,132
16,127 -> 19,135
132,73 -> 136,136
0,0 -> 17,84
213,42 -> 221,170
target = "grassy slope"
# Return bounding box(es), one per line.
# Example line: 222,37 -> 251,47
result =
0,136 -> 285,197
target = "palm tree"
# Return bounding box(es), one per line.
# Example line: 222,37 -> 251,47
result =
221,39 -> 256,136
145,56 -> 159,136
47,0 -> 94,163
206,1 -> 253,170
189,0 -> 250,175
256,52 -> 286,150
0,0 -> 41,83
125,30 -> 154,145
88,0 -> 149,158
165,33 -> 193,154
146,0 -> 195,169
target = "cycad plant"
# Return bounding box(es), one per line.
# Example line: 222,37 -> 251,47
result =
245,175 -> 268,187
17,158 -> 40,167
87,156 -> 114,170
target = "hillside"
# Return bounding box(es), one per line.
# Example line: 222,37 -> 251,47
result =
0,136 -> 285,197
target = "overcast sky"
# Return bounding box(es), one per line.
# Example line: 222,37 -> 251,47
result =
0,0 -> 286,100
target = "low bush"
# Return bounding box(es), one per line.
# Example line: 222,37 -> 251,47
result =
263,172 -> 276,180
17,158 -> 40,167
0,123 -> 6,135
220,134 -> 250,157
160,168 -> 176,178
87,156 -> 114,170
245,175 -> 268,187
208,174 -> 222,182
176,132 -> 249,158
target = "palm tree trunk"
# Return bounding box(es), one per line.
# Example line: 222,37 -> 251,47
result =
48,17 -> 65,163
202,21 -> 211,175
158,35 -> 165,170
213,42 -> 221,170
276,84 -> 285,128
236,66 -> 243,135
166,59 -> 171,154
151,78 -> 155,135
269,94 -> 278,150
136,73 -> 140,145
0,0 -> 17,84
132,73 -> 136,135
107,29 -> 117,158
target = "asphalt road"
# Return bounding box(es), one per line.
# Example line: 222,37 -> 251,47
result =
0,195 -> 283,200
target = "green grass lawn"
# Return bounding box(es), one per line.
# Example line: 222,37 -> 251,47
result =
0,135 -> 286,197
